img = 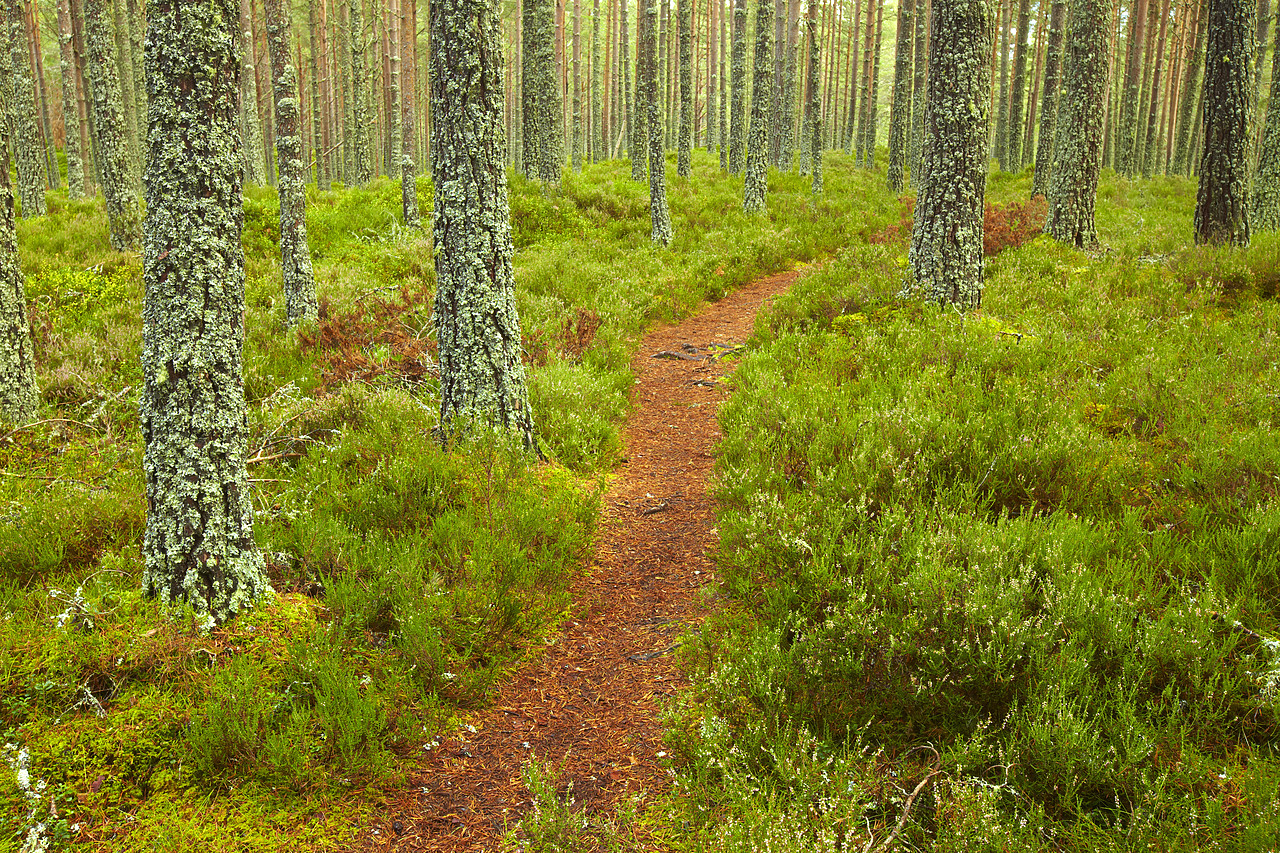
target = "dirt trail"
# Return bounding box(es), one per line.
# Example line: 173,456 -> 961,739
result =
364,269 -> 801,852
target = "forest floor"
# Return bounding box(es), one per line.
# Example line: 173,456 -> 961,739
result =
359,268 -> 804,852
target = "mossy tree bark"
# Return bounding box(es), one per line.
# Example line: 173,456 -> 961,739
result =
677,0 -> 693,176
887,0 -> 914,191
995,0 -> 1011,166
400,0 -> 419,226
431,0 -> 538,450
84,0 -> 140,249
238,0 -> 265,184
308,0 -> 330,190
264,0 -> 318,325
744,0 -> 774,212
779,0 -> 799,170
591,0 -> 602,161
572,0 -> 583,171
1031,0 -> 1066,196
1006,0 -> 1033,166
350,0 -> 373,184
909,0 -> 927,175
141,0 -> 269,623
1250,4 -> 1279,230
6,0 -> 46,217
1193,0 -> 1254,246
629,0 -> 648,179
523,0 -> 563,183
728,0 -> 748,173
708,0 -> 718,151
1043,0 -> 1111,247
907,0 -> 992,309
1172,0 -> 1206,174
57,0 -> 85,200
719,0 -> 729,167
0,147 -> 37,425
805,0 -> 821,192
644,0 -> 673,242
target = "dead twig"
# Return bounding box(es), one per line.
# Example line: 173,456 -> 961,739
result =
863,746 -> 942,853
2,418 -> 102,443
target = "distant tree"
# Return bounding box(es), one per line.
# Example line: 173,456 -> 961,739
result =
141,0 -> 270,623
744,0 -> 774,212
1171,0 -> 1206,174
779,0 -> 800,170
728,0 -> 748,173
56,0 -> 85,200
0,147 -> 37,426
432,0 -> 538,449
708,0 -> 719,152
630,0 -> 648,180
573,0 -> 583,171
1194,0 -> 1254,246
1118,0 -> 1149,174
264,0 -> 318,325
907,0 -> 992,308
887,0 -> 913,191
677,0 -> 693,176
1251,5 -> 1279,230
6,0 -> 46,217
1030,0 -> 1066,196
1043,0 -> 1111,247
644,0 -> 674,242
909,0 -> 927,175
805,0 -> 821,192
1006,0 -> 1033,166
84,0 -> 141,249
350,0 -> 373,184
591,0 -> 602,161
994,0 -> 1011,167
524,0 -> 563,182
237,0 -> 265,184
1140,0 -> 1171,177
400,0 -> 420,226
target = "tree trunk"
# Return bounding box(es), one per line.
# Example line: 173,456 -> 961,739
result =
1194,0 -> 1255,245
141,0 -> 269,624
524,0 -> 563,182
401,0 -> 419,225
995,0 -> 1011,165
592,0 -> 603,160
28,0 -> 60,191
887,0 -> 913,190
264,0 -> 318,324
67,0 -> 94,193
0,144 -> 37,425
1171,0 -> 1204,172
1006,0 -> 1032,166
744,0 -> 774,211
1031,0 -> 1066,195
856,0 -> 874,163
643,0 -> 673,241
83,0 -> 139,248
309,0 -> 330,189
350,0 -> 372,183
1044,0 -> 1111,247
572,0 -> 583,170
109,0 -> 138,180
1118,0 -> 1149,173
57,0 -> 84,199
805,0 -> 821,190
632,0 -> 650,177
907,0 -> 992,309
910,0 -> 927,176
728,0 -> 747,172
678,0 -> 693,174
1250,2 -> 1279,228
1141,0 -> 1170,176
6,0 -> 45,216
239,0 -> 266,183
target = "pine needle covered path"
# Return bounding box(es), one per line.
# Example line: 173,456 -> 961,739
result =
362,269 -> 802,852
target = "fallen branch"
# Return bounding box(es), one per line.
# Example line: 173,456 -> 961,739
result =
864,747 -> 942,853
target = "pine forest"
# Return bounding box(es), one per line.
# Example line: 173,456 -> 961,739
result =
1,0 -> 1279,847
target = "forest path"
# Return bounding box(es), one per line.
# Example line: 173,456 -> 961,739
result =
363,268 -> 802,852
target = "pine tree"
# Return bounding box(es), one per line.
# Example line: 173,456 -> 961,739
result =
84,0 -> 140,249
1031,0 -> 1066,196
678,0 -> 693,175
708,0 -> 719,151
573,0 -> 583,170
0,144 -> 37,425
592,0 -> 603,160
264,0 -> 318,325
141,0 -> 270,623
909,0 -> 926,174
1172,0 -> 1206,174
907,0 -> 992,309
1193,0 -> 1254,245
1141,0 -> 1170,176
400,0 -> 420,226
1044,0 -> 1111,246
631,0 -> 651,179
6,0 -> 46,217
887,0 -> 913,191
994,0 -> 1011,166
644,0 -> 674,241
239,0 -> 266,183
1250,5 -> 1279,229
805,0 -> 822,191
729,0 -> 748,172
57,0 -> 85,200
744,0 -> 774,211
1118,0 -> 1149,173
350,0 -> 373,184
1006,0 -> 1033,166
309,0 -> 331,190
524,0 -> 563,182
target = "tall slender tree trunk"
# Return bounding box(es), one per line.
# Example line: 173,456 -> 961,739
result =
109,0 -> 138,180
887,0 -> 913,190
632,0 -> 651,178
1194,0 -> 1255,245
592,0 -> 603,160
28,0 -> 61,191
1250,1 -> 1279,228
744,0 -> 774,211
1044,0 -> 1112,246
907,0 -> 992,309
1031,0 -> 1067,195
401,0 -> 419,226
141,0 -> 269,623
309,0 -> 330,189
68,0 -> 94,193
524,0 -> 563,182
805,0 -> 821,190
239,0 -> 266,183
645,0 -> 674,240
6,0 -> 45,216
708,0 -> 719,149
728,0 -> 748,172
995,0 -> 1011,165
1141,0 -> 1171,176
0,144 -> 37,425
1006,0 -> 1033,166
720,0 -> 729,166
910,0 -> 927,175
1119,0 -> 1149,173
678,0 -> 694,173
350,0 -> 372,183
57,0 -> 84,199
83,0 -> 140,248
856,0 -> 875,163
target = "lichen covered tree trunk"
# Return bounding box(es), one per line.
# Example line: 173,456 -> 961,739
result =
1172,0 -> 1206,174
431,0 -> 538,449
308,0 -> 330,190
677,0 -> 693,176
264,0 -> 318,325
708,0 -> 718,151
400,0 -> 419,226
728,0 -> 748,173
238,0 -> 265,184
743,0 -> 774,212
1193,0 -> 1254,246
805,0 -> 821,192
350,0 -> 373,184
141,0 -> 269,623
1030,0 -> 1066,196
1043,0 -> 1111,247
909,0 -> 927,175
0,147 -> 37,425
907,0 -> 992,309
644,0 -> 673,242
57,0 -> 85,200
523,0 -> 563,183
6,0 -> 46,217
84,0 -> 140,249
1250,4 -> 1280,229
887,0 -> 913,191
1006,0 -> 1033,166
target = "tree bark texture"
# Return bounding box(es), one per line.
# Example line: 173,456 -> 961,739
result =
910,0 -> 927,176
6,0 -> 46,217
84,0 -> 141,248
887,0 -> 914,190
729,0 -> 748,172
806,0 -> 822,191
1250,2 -> 1280,229
1172,0 -> 1206,173
401,0 -> 419,226
141,0 -> 269,623
678,0 -> 693,176
1031,0 -> 1066,196
264,0 -> 318,325
1006,0 -> 1033,166
0,147 -> 37,425
632,0 -> 650,179
644,0 -> 673,242
350,0 -> 373,184
1044,0 -> 1111,247
57,0 -> 85,199
1194,0 -> 1254,245
523,0 -> 563,182
744,0 -> 774,212
907,0 -> 992,309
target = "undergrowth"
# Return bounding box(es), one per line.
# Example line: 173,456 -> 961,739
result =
669,168 -> 1280,851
